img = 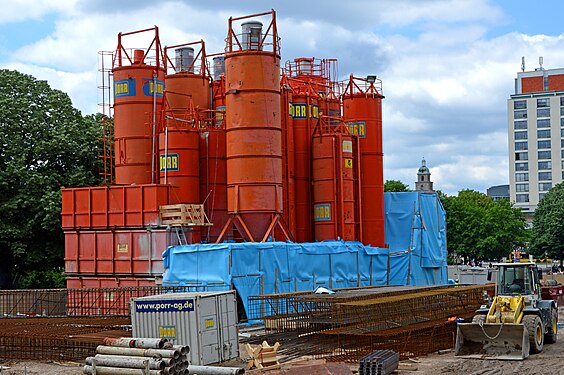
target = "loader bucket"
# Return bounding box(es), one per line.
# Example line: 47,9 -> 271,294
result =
454,323 -> 530,360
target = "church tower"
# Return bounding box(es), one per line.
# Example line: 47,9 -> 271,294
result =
415,158 -> 434,192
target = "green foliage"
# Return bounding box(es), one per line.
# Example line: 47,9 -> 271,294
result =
440,189 -> 528,261
384,179 -> 410,192
530,182 -> 564,262
0,70 -> 102,288
20,269 -> 66,289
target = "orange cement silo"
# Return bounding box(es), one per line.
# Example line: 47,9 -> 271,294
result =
163,41 -> 211,114
221,11 -> 287,242
280,77 -> 296,239
289,82 -> 319,243
342,75 -> 385,247
158,41 -> 211,205
200,127 -> 228,242
311,119 -> 357,241
113,27 -> 165,185
199,55 -> 229,242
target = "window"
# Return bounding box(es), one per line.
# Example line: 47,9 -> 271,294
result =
514,100 -> 527,109
514,110 -> 528,119
562,149 -> 564,158
539,182 -> 552,191
538,119 -> 551,128
538,161 -> 552,170
538,108 -> 551,117
561,139 -> 564,148
538,129 -> 551,138
560,107 -> 564,116
540,193 -> 546,200
562,170 -> 564,179
516,184 -> 529,192
515,162 -> 528,171
539,171 -> 552,180
537,98 -> 550,107
561,128 -> 564,137
514,120 -> 528,129
538,150 -> 551,159
515,152 -> 528,161
562,160 -> 564,169
538,140 -> 551,149
515,142 -> 528,150
560,97 -> 564,106
515,173 -> 529,182
515,131 -> 528,140
516,194 -> 529,203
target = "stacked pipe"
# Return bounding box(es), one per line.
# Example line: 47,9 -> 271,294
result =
84,337 -> 189,375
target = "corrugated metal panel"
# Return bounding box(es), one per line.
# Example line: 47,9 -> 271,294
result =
64,228 -> 173,276
131,291 -> 238,365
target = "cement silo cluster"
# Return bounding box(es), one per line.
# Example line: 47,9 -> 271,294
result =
61,10 -> 386,288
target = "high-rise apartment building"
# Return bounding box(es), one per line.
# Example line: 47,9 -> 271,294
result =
508,64 -> 564,216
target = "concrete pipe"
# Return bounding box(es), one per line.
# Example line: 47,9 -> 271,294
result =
96,345 -> 181,359
86,356 -> 165,370
103,338 -> 136,348
172,345 -> 190,355
83,365 -> 162,375
187,365 -> 245,375
132,338 -> 167,349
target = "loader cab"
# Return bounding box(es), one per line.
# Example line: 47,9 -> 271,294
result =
497,263 -> 537,296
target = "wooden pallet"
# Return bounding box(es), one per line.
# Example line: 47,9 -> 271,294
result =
244,341 -> 280,371
159,204 -> 212,227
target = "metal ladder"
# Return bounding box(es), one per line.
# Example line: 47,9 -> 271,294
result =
175,227 -> 187,245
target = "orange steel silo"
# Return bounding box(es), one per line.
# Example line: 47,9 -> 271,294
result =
158,41 -> 211,204
113,27 -> 165,185
200,127 -> 228,242
198,54 -> 229,242
289,82 -> 319,242
158,126 -> 200,203
212,55 -> 226,124
163,41 -> 211,117
342,75 -> 385,247
280,77 -> 296,239
220,11 -> 289,242
311,119 -> 357,241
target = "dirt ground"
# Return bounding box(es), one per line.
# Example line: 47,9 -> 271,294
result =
398,307 -> 564,375
2,308 -> 564,375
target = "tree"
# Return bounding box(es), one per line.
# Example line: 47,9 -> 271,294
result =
530,182 -> 564,266
440,190 -> 528,262
0,70 -> 102,288
384,179 -> 410,192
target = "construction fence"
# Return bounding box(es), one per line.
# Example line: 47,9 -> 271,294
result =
0,286 -> 188,361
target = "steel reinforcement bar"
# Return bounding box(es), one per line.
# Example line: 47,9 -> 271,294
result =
0,286 -> 190,317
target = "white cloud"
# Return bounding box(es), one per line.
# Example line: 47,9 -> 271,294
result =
0,0 -> 78,23
3,0 -> 564,196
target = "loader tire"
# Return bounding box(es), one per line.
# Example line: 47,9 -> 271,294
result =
545,308 -> 558,344
523,314 -> 544,354
472,315 -> 486,324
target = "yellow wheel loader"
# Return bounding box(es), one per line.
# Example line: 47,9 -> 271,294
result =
454,262 -> 558,360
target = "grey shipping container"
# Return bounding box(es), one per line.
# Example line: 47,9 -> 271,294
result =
130,290 -> 238,365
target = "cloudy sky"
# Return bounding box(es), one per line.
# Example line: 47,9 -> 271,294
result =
1,0 -> 563,195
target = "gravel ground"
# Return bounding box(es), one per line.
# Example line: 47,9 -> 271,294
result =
2,309 -> 563,375
397,307 -> 564,375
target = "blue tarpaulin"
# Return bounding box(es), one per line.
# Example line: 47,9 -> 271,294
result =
162,191 -> 447,316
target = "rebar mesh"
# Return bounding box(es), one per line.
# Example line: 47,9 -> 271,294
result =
247,284 -> 494,362
0,317 -> 130,361
0,286 -> 190,317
